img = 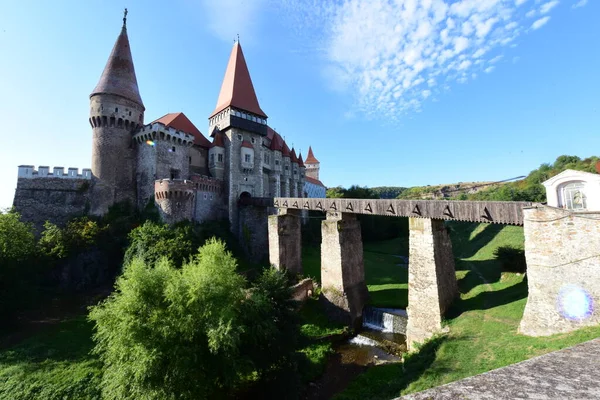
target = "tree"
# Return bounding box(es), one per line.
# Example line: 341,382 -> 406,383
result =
89,238 -> 299,399
0,212 -> 38,319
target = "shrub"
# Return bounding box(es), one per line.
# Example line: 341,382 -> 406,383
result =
0,212 -> 38,319
494,245 -> 527,273
89,239 -> 299,399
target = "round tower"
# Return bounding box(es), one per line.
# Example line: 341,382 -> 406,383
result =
89,9 -> 144,215
154,179 -> 197,224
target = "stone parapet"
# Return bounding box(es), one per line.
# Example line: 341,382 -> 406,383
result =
189,174 -> 224,193
18,165 -> 91,180
133,122 -> 194,147
406,217 -> 457,350
519,206 -> 600,336
154,179 -> 196,224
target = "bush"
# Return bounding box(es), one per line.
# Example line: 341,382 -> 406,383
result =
89,239 -> 299,399
0,211 -> 38,319
494,245 -> 527,273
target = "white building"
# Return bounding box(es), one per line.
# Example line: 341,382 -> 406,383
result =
542,169 -> 600,211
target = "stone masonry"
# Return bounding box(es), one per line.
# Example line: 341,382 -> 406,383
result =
406,217 -> 458,350
320,212 -> 369,330
519,205 -> 600,336
268,208 -> 302,275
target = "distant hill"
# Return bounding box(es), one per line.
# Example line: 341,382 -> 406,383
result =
396,181 -> 502,200
370,186 -> 408,199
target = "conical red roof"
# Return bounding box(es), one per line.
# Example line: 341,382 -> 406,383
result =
152,112 -> 210,148
290,148 -> 299,163
298,152 -> 305,168
268,128 -> 284,151
211,130 -> 225,148
282,141 -> 291,157
91,22 -> 143,108
305,146 -> 319,164
210,42 -> 267,119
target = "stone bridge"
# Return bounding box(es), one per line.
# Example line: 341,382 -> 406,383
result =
243,197 -> 600,350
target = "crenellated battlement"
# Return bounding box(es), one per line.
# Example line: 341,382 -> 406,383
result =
133,122 -> 195,147
190,174 -> 224,193
17,165 -> 92,180
154,179 -> 196,200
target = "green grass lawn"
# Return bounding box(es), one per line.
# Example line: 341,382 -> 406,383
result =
0,317 -> 102,400
333,222 -> 600,399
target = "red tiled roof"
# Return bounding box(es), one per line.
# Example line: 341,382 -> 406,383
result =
305,176 -> 325,187
152,112 -> 211,148
282,141 -> 291,157
210,42 -> 267,119
269,130 -> 284,151
211,131 -> 225,148
267,126 -> 275,140
91,24 -> 144,108
297,152 -> 305,168
305,146 -> 319,164
290,148 -> 299,163
241,140 -> 254,149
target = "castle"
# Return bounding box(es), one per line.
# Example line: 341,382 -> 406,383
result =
13,12 -> 326,232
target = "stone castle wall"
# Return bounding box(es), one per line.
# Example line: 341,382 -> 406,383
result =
238,204 -> 270,263
13,177 -> 91,231
520,206 -> 600,336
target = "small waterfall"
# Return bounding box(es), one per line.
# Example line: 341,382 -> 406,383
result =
349,334 -> 380,347
362,307 -> 408,334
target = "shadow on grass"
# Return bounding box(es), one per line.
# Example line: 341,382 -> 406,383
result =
447,276 -> 528,319
335,336 -> 447,400
456,260 -> 502,294
368,288 -> 408,309
0,316 -> 96,364
449,222 -> 504,262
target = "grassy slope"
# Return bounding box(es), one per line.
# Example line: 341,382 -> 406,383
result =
0,317 -> 101,400
335,222 -> 600,400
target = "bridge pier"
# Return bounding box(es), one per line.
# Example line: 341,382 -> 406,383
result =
320,212 -> 369,330
268,208 -> 302,275
406,217 -> 458,350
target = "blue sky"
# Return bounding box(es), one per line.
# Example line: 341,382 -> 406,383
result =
1,0 -> 598,209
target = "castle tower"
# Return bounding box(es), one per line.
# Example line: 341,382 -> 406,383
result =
89,10 -> 144,215
304,146 -> 320,181
208,40 -> 268,229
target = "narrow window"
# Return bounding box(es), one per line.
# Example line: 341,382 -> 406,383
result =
172,146 -> 176,152
237,134 -> 243,141
115,107 -> 118,113
189,157 -> 192,163
218,154 -> 223,162
245,154 -> 251,163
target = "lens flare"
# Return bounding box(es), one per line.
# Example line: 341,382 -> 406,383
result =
146,140 -> 155,146
557,284 -> 593,321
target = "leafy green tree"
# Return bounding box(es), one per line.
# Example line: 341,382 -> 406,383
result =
0,212 -> 38,319
89,239 -> 299,399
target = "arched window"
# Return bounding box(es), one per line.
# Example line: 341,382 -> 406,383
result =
561,181 -> 587,210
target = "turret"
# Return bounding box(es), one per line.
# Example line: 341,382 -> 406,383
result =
208,128 -> 226,180
89,9 -> 144,215
304,146 -> 320,181
290,148 -> 300,197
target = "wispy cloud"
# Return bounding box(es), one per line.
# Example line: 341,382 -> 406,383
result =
540,1 -> 559,14
274,0 -> 561,119
532,16 -> 551,29
572,0 -> 588,9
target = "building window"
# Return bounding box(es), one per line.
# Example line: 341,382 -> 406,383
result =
237,134 -> 243,141
562,182 -> 587,210
115,107 -> 118,112
264,153 -> 269,164
189,157 -> 192,163
275,160 -> 280,166
285,166 -> 289,171
245,154 -> 251,163
251,137 -> 255,144
218,153 -> 223,162
210,154 -> 215,163
172,146 -> 176,152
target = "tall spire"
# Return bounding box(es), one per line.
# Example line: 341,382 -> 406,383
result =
210,42 -> 267,118
305,146 -> 319,164
90,10 -> 144,108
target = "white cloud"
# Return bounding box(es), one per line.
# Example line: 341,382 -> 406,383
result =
540,1 -> 559,14
275,0 -> 562,119
531,16 -> 551,29
572,0 -> 588,9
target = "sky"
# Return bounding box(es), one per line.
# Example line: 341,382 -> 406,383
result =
0,0 -> 598,209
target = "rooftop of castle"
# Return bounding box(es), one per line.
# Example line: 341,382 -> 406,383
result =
152,112 -> 211,148
210,41 -> 267,119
